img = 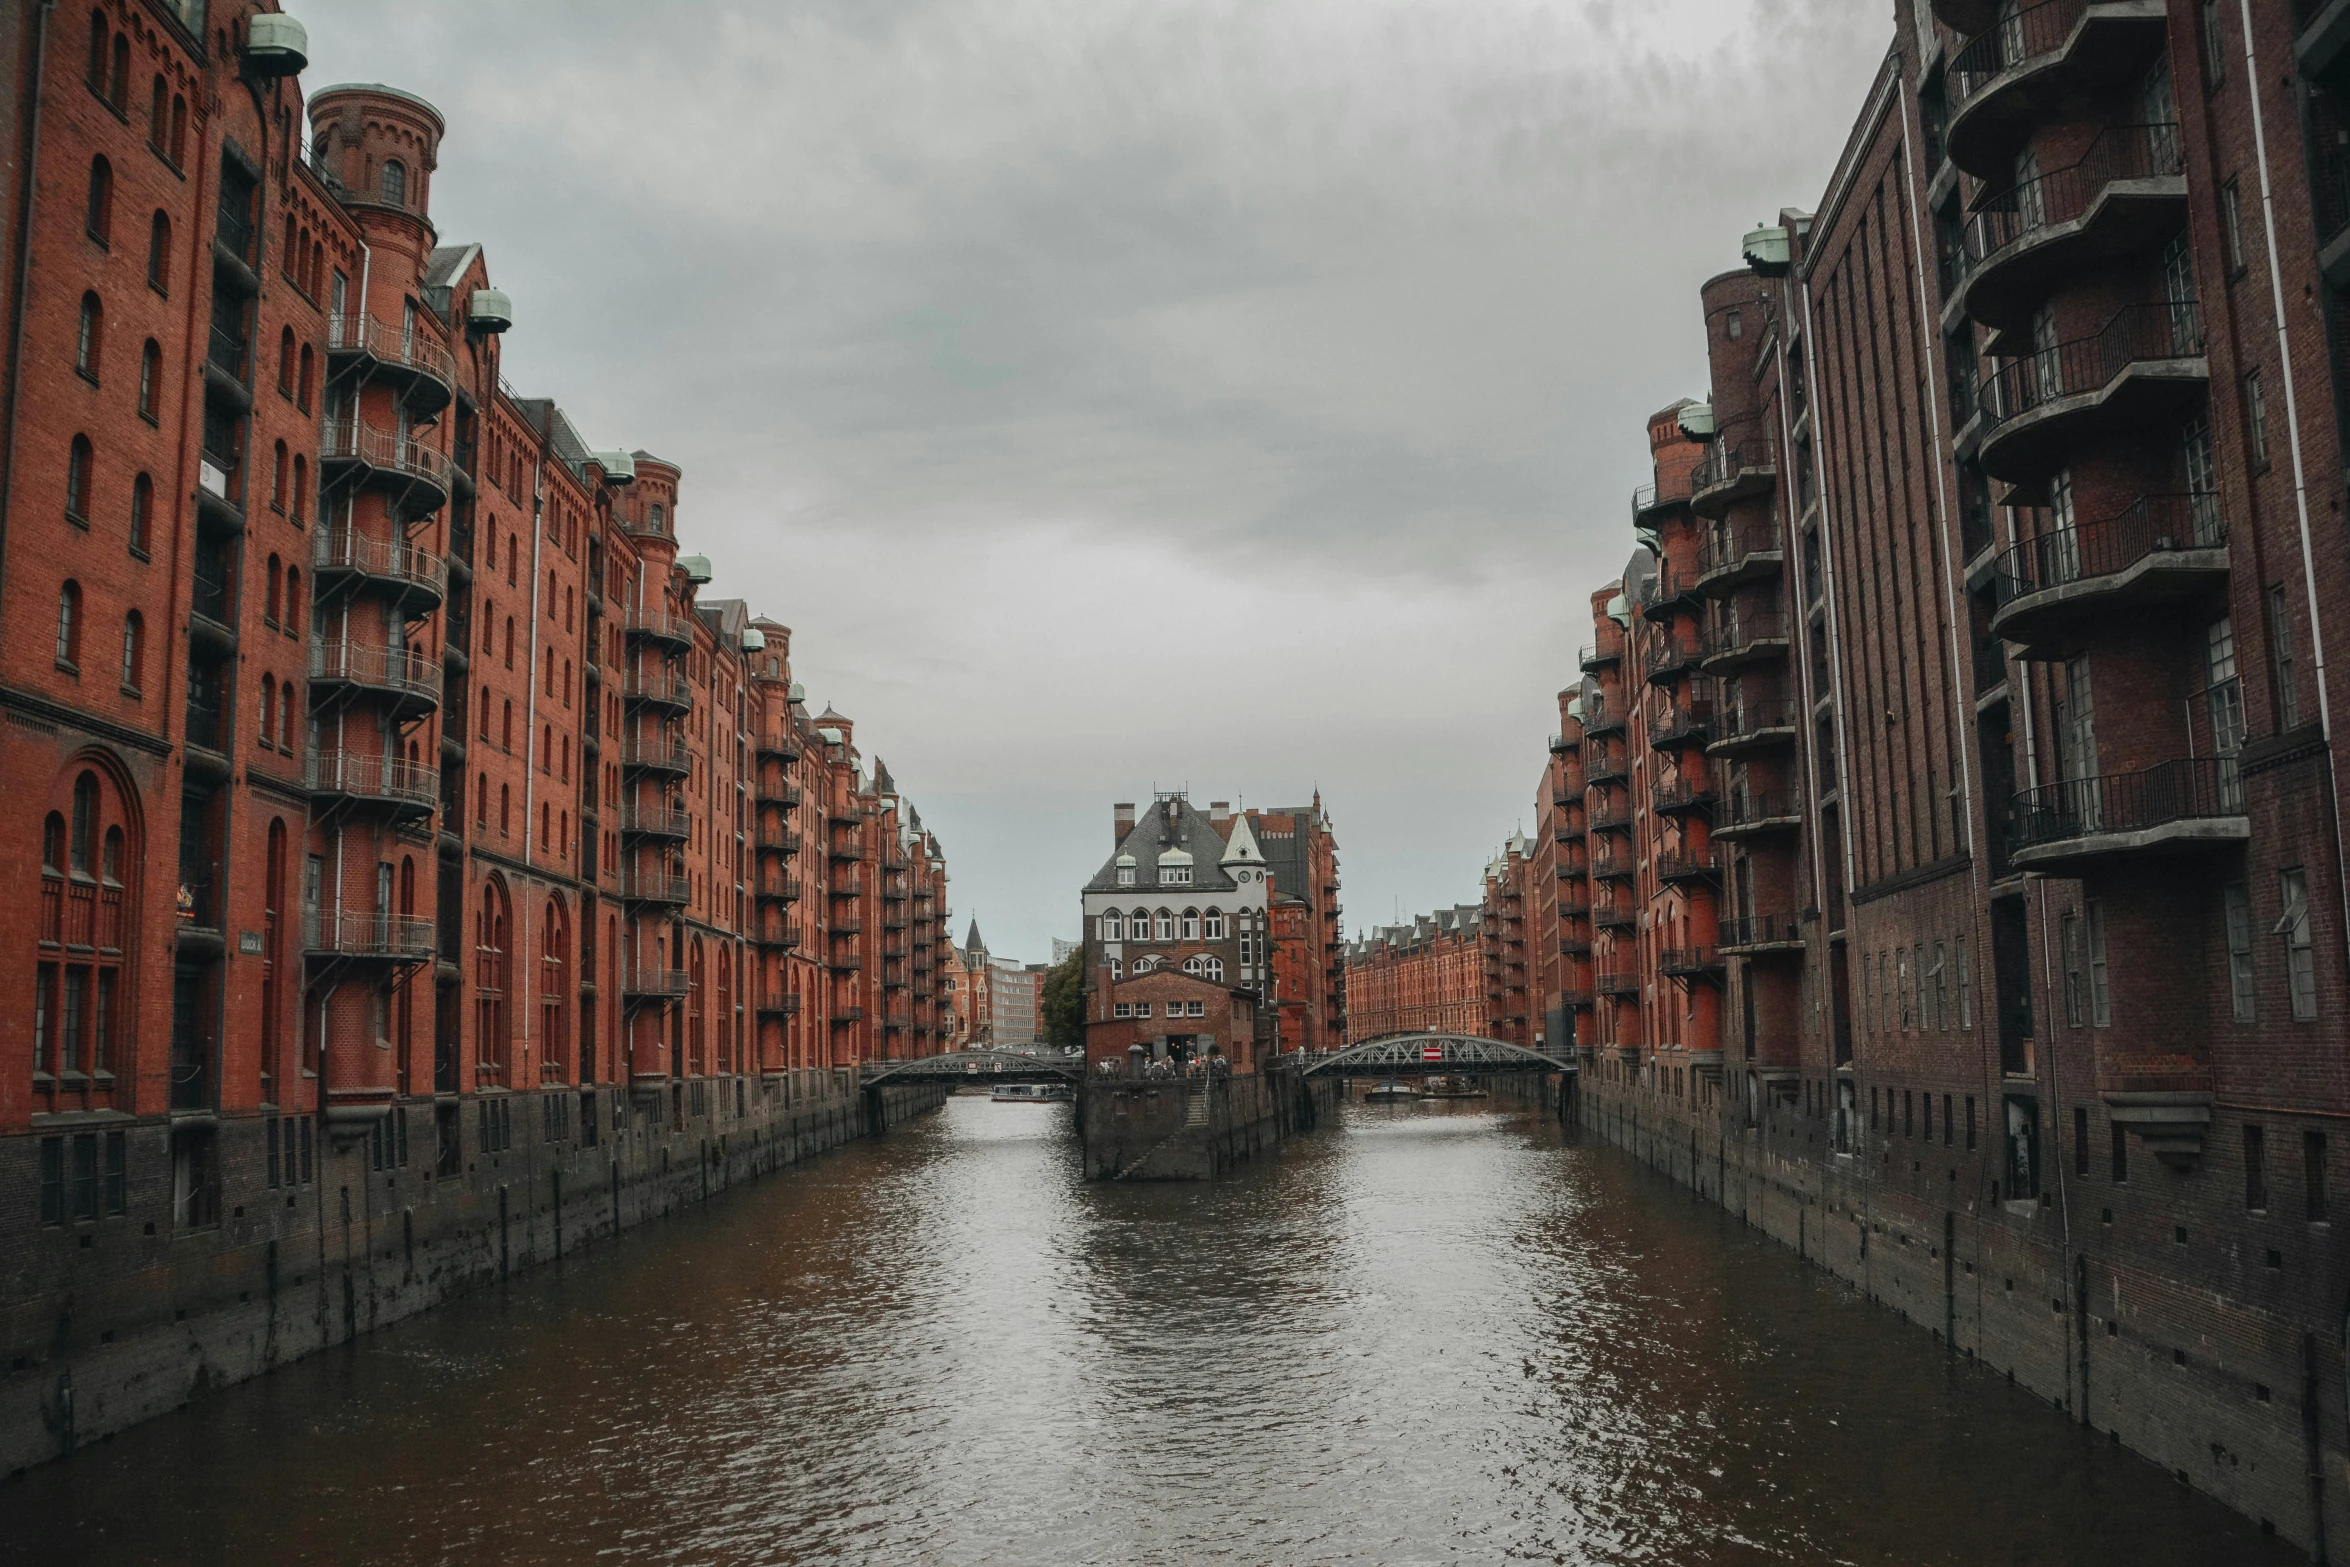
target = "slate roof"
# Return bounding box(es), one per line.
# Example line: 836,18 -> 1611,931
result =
1084,795 -> 1240,895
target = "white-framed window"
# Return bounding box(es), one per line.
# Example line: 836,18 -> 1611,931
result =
2224,882 -> 2255,1023
1136,1003 -> 1152,1020
2061,910 -> 2084,1027
1114,1002 -> 1132,1019
1187,1001 -> 1205,1018
1110,958 -> 1123,980
1181,909 -> 1199,941
1103,911 -> 1123,941
2085,900 -> 2111,1027
2279,870 -> 2317,1020
1131,907 -> 1151,941
1116,865 -> 1135,887
1931,941 -> 1948,1031
1134,956 -> 1161,974
1155,910 -> 1175,942
1204,909 -> 1225,939
1162,864 -> 1191,885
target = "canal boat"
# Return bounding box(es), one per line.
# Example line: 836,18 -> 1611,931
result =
1419,1076 -> 1487,1100
1362,1080 -> 1417,1102
992,1082 -> 1073,1103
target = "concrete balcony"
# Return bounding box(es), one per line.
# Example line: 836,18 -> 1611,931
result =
306,749 -> 437,819
325,312 -> 456,414
1977,303 -> 2208,496
1956,122 -> 2187,339
1719,915 -> 1806,958
620,869 -> 690,907
318,418 -> 450,515
303,910 -> 433,963
1696,520 -> 1783,595
1689,439 -> 1776,520
1707,699 -> 1798,759
310,637 -> 441,716
1989,492 -> 2227,657
620,802 -> 691,840
312,526 -> 445,611
1944,2 -> 2171,179
2008,757 -> 2249,872
1699,610 -> 1790,675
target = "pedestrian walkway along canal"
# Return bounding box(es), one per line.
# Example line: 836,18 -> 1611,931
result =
0,1095 -> 2302,1565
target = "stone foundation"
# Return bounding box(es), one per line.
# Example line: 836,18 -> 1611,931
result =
1079,1069 -> 1338,1179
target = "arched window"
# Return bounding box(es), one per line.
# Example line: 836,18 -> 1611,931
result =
277,326 -> 294,395
257,673 -> 275,743
499,783 -> 510,835
42,812 -> 64,873
1181,908 -> 1200,942
129,472 -> 151,554
501,698 -> 512,749
1155,909 -> 1175,942
169,95 -> 186,166
75,293 -> 102,379
283,567 -> 301,634
689,938 -> 707,1075
36,763 -> 138,1083
66,434 -> 92,520
506,534 -> 517,587
291,456 -> 307,523
86,13 -> 107,92
55,581 -> 81,667
138,340 -> 159,419
263,820 -> 286,1096
380,159 -> 406,207
271,441 -> 289,511
297,343 -> 314,411
541,899 -> 569,1077
1133,955 -> 1162,974
477,688 -> 490,738
504,616 -> 515,668
475,772 -> 488,825
265,554 -> 282,625
108,32 -> 126,107
119,612 -> 142,691
281,214 -> 296,280
85,156 -> 112,246
148,75 -> 167,150
1205,909 -> 1226,940
1103,911 -> 1123,941
476,875 -> 510,1081
1131,906 -> 1151,941
146,210 -> 169,291
70,775 -> 96,873
278,683 -> 295,752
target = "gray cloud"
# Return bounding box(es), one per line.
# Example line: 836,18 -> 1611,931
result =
307,0 -> 1890,958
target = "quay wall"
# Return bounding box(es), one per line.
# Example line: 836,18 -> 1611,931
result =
1578,1071 -> 2349,1560
0,1075 -> 948,1476
1080,1070 -> 1338,1180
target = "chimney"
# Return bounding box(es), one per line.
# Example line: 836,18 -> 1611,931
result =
1209,801 -> 1230,828
1114,802 -> 1136,847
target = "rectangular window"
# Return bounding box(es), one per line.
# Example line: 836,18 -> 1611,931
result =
1871,1086 -> 1881,1132
39,1138 -> 64,1226
2061,910 -> 2084,1027
1904,1089 -> 1914,1138
2075,1106 -> 2091,1177
2225,882 -> 2256,1023
33,962 -> 53,1076
104,1130 -> 125,1215
1943,1093 -> 1954,1146
1933,941 -> 1949,1031
2246,371 -> 2270,470
2269,584 -> 2300,731
2245,1123 -> 2267,1211
1136,1003 -> 1151,1020
2085,901 -> 2111,1027
2112,1121 -> 2129,1183
2306,1131 -> 2329,1222
2201,0 -> 2225,88
1923,1093 -> 1934,1143
1863,955 -> 1875,1033
2281,869 -> 2318,1020
266,1115 -> 282,1188
1957,936 -> 1972,1029
71,1133 -> 98,1222
1897,950 -> 1911,1030
2220,178 -> 2246,275
2005,1098 -> 2039,1201
1966,1095 -> 1977,1150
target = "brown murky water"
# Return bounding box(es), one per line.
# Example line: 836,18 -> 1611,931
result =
0,1095 -> 2302,1565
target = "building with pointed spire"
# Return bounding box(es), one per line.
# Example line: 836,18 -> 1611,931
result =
1246,795 -> 1345,1053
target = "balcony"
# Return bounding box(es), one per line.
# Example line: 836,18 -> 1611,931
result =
1559,935 -> 1592,957
1652,776 -> 1716,819
831,877 -> 866,900
831,1006 -> 865,1026
310,638 -> 441,715
755,777 -> 804,808
612,506 -> 674,545
1659,946 -> 1724,980
1715,791 -> 1803,841
1631,467 -> 1695,525
754,872 -> 802,904
1591,848 -> 1635,882
318,418 -> 451,514
1587,753 -> 1628,786
756,731 -> 804,763
1944,2 -> 2172,178
624,603 -> 694,648
1701,611 -> 1790,675
1956,123 -> 2187,338
1988,492 -> 2227,656
312,526 -> 445,610
1641,566 -> 1701,622
621,735 -> 690,775
757,990 -> 801,1019
303,910 -> 434,963
754,917 -> 801,950
1707,699 -> 1798,758
620,803 -> 691,840
1579,642 -> 1622,671
1553,817 -> 1585,844
1597,971 -> 1640,998
621,968 -> 691,1002
2008,757 -> 2248,872
623,668 -> 693,711
1656,847 -> 1722,886
1977,303 -> 2208,494
1558,897 -> 1591,920
1644,635 -> 1703,687
829,838 -> 867,863
1689,439 -> 1777,520
1719,915 -> 1806,957
1559,989 -> 1596,1010
306,750 -> 437,818
1697,520 -> 1783,595
753,822 -> 803,855
1651,701 -> 1716,753
1583,700 -> 1625,738
829,952 -> 865,974
620,869 -> 690,907
324,312 -> 456,413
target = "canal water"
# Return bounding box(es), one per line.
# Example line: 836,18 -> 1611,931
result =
0,1096 -> 2302,1566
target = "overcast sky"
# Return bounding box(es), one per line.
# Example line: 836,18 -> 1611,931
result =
308,0 -> 1891,963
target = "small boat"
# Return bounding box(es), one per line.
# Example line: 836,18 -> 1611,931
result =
1362,1080 -> 1417,1102
1420,1076 -> 1488,1100
992,1082 -> 1072,1103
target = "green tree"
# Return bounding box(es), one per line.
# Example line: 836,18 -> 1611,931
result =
1041,950 -> 1086,1050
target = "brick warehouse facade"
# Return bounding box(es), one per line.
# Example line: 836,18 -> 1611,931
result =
1531,0 -> 2350,1552
1341,904 -> 1486,1042
1247,797 -> 1345,1053
0,2 -> 954,1470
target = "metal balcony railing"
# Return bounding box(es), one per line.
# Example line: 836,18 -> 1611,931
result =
2009,757 -> 2244,854
620,803 -> 692,838
1720,915 -> 1805,950
1947,0 -> 2092,115
1957,124 -> 2183,290
1989,492 -> 2225,613
1698,521 -> 1783,581
1714,699 -> 1797,746
754,823 -> 803,853
1656,847 -> 1723,884
624,603 -> 693,642
319,418 -> 452,490
313,526 -> 447,598
1706,611 -> 1790,661
303,910 -> 434,959
1690,438 -> 1776,500
1980,302 -> 2205,435
1659,946 -> 1723,975
621,869 -> 690,905
621,736 -> 690,772
1720,791 -> 1800,830
310,638 -> 442,704
622,968 -> 691,999
623,668 -> 693,707
307,750 -> 438,808
325,312 -> 457,388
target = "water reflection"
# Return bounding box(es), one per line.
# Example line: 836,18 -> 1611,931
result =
0,1095 -> 2298,1566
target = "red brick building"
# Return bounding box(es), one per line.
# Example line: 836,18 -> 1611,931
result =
1481,834 -> 1535,1049
1246,797 -> 1345,1052
1538,1 -> 2350,1548
0,1 -> 951,1453
1342,905 -> 1486,1041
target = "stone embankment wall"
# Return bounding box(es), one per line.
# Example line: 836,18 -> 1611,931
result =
1080,1070 -> 1339,1179
0,1073 -> 948,1476
1578,1074 -> 2348,1560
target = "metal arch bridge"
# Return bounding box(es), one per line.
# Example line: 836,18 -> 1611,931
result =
1287,1033 -> 1575,1078
859,1049 -> 1086,1087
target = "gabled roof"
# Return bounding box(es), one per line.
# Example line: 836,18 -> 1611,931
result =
1084,795 -> 1242,895
1219,811 -> 1265,867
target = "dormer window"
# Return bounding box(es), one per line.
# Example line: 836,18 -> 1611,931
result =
1115,852 -> 1137,888
1163,865 -> 1191,885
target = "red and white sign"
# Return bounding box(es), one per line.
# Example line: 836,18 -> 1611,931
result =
1421,1044 -> 1444,1061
